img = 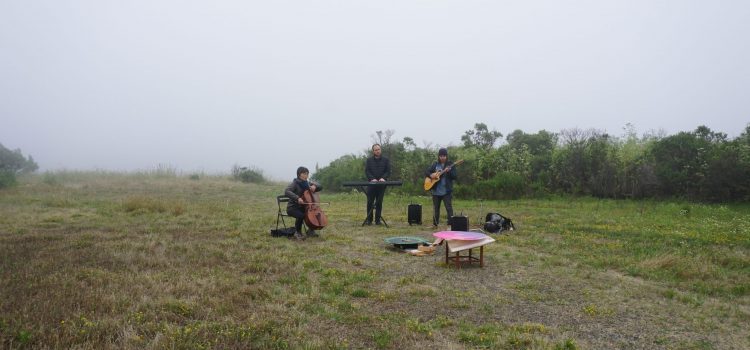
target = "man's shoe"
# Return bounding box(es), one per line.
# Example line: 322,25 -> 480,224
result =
306,230 -> 319,238
365,221 -> 373,226
293,231 -> 306,240
375,221 -> 382,225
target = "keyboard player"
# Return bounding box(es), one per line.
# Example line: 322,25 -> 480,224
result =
364,143 -> 391,225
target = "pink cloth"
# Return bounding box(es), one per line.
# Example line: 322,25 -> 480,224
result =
432,231 -> 487,241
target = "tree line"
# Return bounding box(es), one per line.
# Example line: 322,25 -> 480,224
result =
314,123 -> 750,202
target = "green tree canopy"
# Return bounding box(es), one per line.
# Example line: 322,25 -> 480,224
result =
0,143 -> 39,188
461,123 -> 503,150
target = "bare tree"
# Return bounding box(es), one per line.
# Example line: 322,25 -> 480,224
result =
370,129 -> 395,147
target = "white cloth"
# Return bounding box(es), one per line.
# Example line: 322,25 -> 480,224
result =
445,236 -> 495,253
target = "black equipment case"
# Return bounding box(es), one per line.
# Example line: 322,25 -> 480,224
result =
408,204 -> 422,225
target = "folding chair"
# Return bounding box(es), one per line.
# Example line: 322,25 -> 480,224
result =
276,195 -> 306,233
276,195 -> 291,230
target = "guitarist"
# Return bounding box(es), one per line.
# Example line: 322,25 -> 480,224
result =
424,148 -> 457,227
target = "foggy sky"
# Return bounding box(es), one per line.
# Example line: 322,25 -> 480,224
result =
2,1 -> 749,180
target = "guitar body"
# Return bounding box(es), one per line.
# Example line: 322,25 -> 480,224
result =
424,174 -> 440,190
423,159 -> 464,191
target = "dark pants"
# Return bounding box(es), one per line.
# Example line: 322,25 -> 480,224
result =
366,186 -> 386,223
287,206 -> 306,232
431,193 -> 453,226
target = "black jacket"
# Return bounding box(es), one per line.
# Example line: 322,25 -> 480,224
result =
365,156 -> 391,181
285,178 -> 322,210
424,161 -> 458,193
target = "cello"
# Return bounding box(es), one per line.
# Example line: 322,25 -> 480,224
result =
301,188 -> 328,230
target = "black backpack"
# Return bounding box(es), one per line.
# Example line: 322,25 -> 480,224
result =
484,213 -> 515,233
270,227 -> 296,237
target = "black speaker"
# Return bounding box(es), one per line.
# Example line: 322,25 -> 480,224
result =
450,214 -> 468,231
408,204 -> 422,225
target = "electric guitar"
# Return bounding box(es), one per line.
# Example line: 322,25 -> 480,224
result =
423,159 -> 464,191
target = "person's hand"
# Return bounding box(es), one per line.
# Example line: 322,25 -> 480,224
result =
431,173 -> 438,180
378,178 -> 385,182
298,198 -> 304,204
370,179 -> 377,182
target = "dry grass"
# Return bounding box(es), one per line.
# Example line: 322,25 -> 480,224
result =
1,172 -> 749,349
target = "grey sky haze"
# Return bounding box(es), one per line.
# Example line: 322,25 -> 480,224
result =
2,1 -> 749,180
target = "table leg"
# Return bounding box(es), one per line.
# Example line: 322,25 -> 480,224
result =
445,242 -> 449,265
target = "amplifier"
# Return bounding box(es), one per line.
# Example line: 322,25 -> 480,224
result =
450,214 -> 469,231
407,204 -> 422,225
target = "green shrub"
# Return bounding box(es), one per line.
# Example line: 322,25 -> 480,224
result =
0,143 -> 38,189
456,172 -> 526,199
0,171 -> 16,189
231,165 -> 266,184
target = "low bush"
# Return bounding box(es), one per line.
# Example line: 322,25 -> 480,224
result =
0,171 -> 16,189
231,165 -> 266,184
0,143 -> 38,189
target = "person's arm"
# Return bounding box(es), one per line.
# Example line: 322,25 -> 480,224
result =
284,182 -> 299,202
365,158 -> 376,181
447,162 -> 458,179
310,181 -> 323,192
424,163 -> 436,178
382,158 -> 392,180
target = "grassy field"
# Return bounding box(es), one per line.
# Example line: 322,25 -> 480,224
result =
1,172 -> 749,349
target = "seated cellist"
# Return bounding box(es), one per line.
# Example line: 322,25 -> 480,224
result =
285,166 -> 323,240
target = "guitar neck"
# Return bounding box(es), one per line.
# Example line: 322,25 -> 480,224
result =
437,160 -> 462,175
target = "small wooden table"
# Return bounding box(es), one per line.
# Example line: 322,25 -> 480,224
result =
432,231 -> 495,268
445,243 -> 484,268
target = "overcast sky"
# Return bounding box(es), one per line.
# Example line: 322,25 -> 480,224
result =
2,1 -> 748,180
